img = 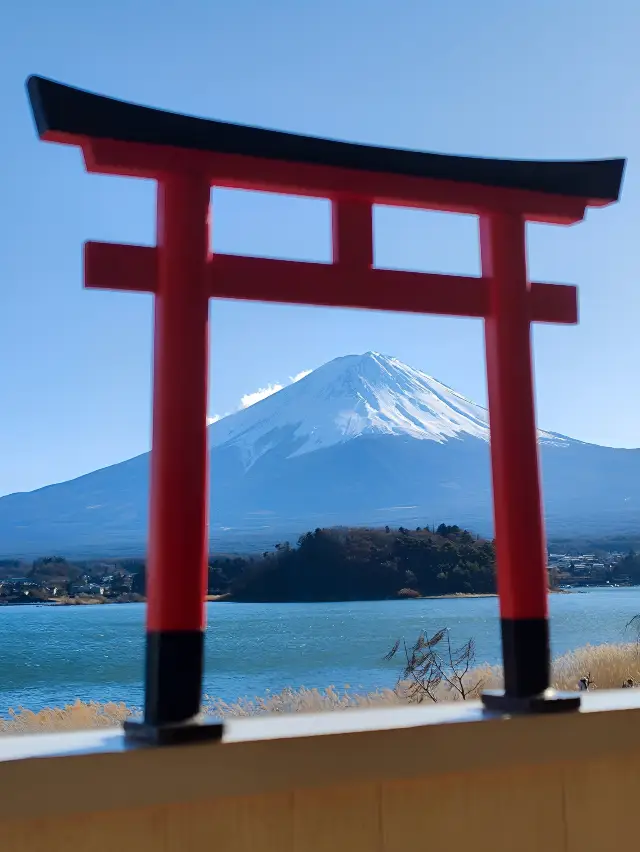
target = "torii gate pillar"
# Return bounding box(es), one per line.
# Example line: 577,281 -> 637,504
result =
27,76 -> 625,742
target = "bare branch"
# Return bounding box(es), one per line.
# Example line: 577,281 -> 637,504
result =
384,638 -> 401,662
386,626 -> 477,703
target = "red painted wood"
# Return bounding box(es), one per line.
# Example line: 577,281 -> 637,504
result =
73,136 -> 590,225
529,281 -> 578,325
146,175 -> 210,633
84,241 -> 158,293
481,212 -> 549,621
84,242 -> 577,324
211,255 -> 488,317
332,199 -> 374,267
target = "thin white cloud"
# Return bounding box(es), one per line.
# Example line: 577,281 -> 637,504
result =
208,367 -> 312,419
290,369 -> 311,383
241,383 -> 284,408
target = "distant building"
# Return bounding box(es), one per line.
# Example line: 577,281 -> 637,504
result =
72,583 -> 105,595
0,578 -> 44,598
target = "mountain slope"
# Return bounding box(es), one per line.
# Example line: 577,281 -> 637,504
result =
1,352 -> 639,558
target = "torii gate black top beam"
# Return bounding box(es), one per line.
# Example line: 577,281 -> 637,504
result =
28,76 -> 623,204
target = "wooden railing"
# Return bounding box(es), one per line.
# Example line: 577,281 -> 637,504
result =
1,689 -> 639,851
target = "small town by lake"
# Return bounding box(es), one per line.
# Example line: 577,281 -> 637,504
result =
1,587 -> 640,714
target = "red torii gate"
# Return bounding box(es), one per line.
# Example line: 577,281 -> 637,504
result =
27,76 -> 624,743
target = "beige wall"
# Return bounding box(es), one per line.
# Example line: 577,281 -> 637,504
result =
2,694 -> 639,852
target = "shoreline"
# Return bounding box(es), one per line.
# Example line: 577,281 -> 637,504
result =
419,592 -> 497,599
0,587 -> 609,608
420,589 -> 572,599
0,594 -> 144,607
212,588 -> 574,603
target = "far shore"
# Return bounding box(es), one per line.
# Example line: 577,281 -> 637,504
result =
207,589 -> 573,603
0,593 -> 144,607
0,586 -> 602,608
420,592 -> 498,599
421,588 -> 572,599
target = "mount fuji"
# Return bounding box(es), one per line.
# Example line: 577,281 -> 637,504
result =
2,352 -> 640,558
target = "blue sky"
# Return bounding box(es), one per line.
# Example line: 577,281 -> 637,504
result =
0,0 -> 638,496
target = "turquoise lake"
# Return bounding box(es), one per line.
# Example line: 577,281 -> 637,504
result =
1,587 -> 639,712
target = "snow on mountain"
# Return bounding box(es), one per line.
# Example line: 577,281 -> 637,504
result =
209,351 -> 568,468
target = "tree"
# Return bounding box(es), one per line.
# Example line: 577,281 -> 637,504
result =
30,557 -> 81,587
131,570 -> 146,595
230,523 -> 495,602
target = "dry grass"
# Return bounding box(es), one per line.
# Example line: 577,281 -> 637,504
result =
2,643 -> 640,735
203,685 -> 402,717
0,700 -> 137,733
551,642 -> 640,690
403,642 -> 640,702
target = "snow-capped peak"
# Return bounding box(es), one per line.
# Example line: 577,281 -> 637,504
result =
209,352 -> 567,468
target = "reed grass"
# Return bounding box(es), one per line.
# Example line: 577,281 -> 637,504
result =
2,642 -> 640,734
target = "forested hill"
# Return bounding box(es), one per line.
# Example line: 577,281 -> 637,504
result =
211,524 -> 497,603
1,523 -> 497,604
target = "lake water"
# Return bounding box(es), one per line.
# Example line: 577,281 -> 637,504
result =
1,588 -> 640,713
